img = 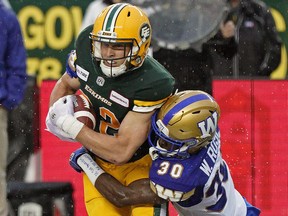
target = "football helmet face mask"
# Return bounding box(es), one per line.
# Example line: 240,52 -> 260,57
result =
148,90 -> 220,159
90,3 -> 152,77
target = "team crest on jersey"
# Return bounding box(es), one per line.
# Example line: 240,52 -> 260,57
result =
76,65 -> 89,81
96,76 -> 105,86
110,90 -> 129,107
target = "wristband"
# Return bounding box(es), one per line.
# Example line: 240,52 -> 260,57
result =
77,154 -> 105,185
57,115 -> 84,139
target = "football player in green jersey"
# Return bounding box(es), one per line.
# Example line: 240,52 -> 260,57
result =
45,3 -> 175,216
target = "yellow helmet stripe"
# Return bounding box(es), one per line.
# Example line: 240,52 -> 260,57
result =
103,3 -> 128,32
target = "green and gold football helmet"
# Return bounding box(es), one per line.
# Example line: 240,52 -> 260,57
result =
148,90 -> 220,159
90,3 -> 152,77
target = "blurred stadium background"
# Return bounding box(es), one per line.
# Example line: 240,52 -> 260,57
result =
7,1 -> 288,215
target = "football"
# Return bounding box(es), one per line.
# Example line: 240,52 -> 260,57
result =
73,95 -> 96,129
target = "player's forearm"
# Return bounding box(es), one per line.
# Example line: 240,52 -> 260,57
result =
73,151 -> 165,207
49,74 -> 79,106
96,175 -> 165,208
76,126 -> 141,165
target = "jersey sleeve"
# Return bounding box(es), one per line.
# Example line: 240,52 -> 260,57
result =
132,57 -> 175,112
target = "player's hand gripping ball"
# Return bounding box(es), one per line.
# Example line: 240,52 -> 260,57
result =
73,95 -> 97,130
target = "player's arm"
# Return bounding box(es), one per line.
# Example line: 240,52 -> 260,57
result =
49,50 -> 80,106
70,148 -> 165,207
76,111 -> 153,164
48,95 -> 155,164
76,110 -> 154,164
49,73 -> 80,106
46,50 -> 81,141
96,175 -> 164,207
45,73 -> 81,142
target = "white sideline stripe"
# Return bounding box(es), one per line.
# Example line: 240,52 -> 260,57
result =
74,111 -> 96,128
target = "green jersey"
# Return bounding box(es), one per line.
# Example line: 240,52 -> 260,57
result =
74,25 -> 175,162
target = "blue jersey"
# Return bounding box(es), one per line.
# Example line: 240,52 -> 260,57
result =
149,130 -> 252,216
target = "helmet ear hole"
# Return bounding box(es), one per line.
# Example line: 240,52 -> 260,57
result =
192,111 -> 200,114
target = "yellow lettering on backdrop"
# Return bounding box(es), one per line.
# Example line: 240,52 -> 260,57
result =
46,6 -> 72,49
27,58 -> 40,76
18,6 -> 45,49
39,58 -> 62,81
270,8 -> 287,79
271,8 -> 286,32
17,5 -> 83,85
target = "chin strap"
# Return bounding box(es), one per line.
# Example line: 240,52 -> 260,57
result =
100,60 -> 127,77
149,147 -> 160,161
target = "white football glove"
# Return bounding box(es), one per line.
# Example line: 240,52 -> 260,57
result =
45,114 -> 75,142
47,95 -> 84,139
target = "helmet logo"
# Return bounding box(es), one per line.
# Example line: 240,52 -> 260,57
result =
198,112 -> 218,136
140,23 -> 151,42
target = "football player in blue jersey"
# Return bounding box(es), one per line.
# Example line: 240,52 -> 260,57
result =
70,90 -> 261,215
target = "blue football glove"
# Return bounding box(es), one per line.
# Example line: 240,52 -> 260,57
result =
66,50 -> 78,78
69,147 -> 89,173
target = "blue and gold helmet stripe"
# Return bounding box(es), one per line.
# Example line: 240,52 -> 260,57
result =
162,94 -> 214,125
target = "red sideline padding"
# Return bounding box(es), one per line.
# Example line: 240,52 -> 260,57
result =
40,81 -> 87,215
213,80 -> 288,215
40,80 -> 288,216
